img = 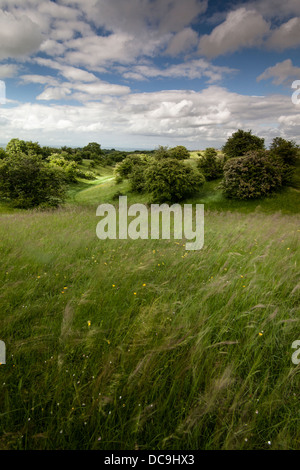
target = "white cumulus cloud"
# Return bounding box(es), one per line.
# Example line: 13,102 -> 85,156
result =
0,10 -> 43,60
267,17 -> 300,50
121,59 -> 237,83
0,64 -> 19,79
257,59 -> 300,85
199,8 -> 270,58
1,87 -> 299,148
165,28 -> 199,56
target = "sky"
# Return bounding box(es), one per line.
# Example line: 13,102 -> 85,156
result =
0,0 -> 300,150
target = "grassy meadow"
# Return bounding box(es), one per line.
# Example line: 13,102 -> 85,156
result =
0,154 -> 299,450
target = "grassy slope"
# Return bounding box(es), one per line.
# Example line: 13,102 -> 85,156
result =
0,156 -> 299,450
68,157 -> 300,214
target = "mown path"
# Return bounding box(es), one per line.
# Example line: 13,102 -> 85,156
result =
67,175 -> 115,204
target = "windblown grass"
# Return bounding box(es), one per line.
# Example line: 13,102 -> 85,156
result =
0,206 -> 299,449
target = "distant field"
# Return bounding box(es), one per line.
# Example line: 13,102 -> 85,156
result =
0,154 -> 299,450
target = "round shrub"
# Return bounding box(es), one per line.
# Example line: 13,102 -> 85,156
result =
129,161 -> 148,193
153,145 -> 190,160
269,137 -> 299,166
114,154 -> 144,181
76,169 -> 96,180
0,153 -> 66,208
145,158 -> 205,203
221,150 -> 289,199
197,147 -> 224,180
153,145 -> 170,160
47,154 -> 78,183
168,145 -> 190,160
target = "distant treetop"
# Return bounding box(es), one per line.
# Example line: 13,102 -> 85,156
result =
222,129 -> 265,159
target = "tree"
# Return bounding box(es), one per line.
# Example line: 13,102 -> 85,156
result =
0,148 -> 7,159
153,145 -> 190,160
114,154 -> 145,182
6,138 -> 42,157
6,138 -> 28,156
105,151 -> 127,165
47,154 -> 78,183
145,159 -> 205,203
221,150 -> 291,200
197,147 -> 224,180
169,145 -> 190,160
25,141 -> 43,156
129,161 -> 148,193
222,129 -> 265,158
0,153 -> 66,208
269,137 -> 299,165
153,145 -> 170,160
82,142 -> 103,160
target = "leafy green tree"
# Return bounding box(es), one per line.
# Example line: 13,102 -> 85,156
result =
25,141 -> 43,156
0,153 -> 66,208
128,160 -> 148,193
269,137 -> 299,165
60,146 -> 74,154
71,152 -> 83,163
75,169 -> 96,180
222,129 -> 265,158
197,148 -> 224,180
82,142 -> 103,160
153,145 -> 170,160
105,151 -> 127,165
145,159 -> 205,203
221,150 -> 291,199
114,154 -> 144,182
6,138 -> 28,156
169,145 -> 190,160
153,145 -> 190,160
47,154 -> 78,183
0,148 -> 7,159
40,146 -> 58,159
6,138 -> 42,157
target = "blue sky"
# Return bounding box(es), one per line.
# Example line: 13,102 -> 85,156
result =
0,0 -> 300,150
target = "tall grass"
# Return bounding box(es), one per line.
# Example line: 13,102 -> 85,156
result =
0,206 -> 299,449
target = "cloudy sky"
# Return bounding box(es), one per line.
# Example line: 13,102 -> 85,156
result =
0,0 -> 300,150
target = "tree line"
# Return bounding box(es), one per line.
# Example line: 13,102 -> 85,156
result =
115,130 -> 299,202
0,131 -> 298,208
